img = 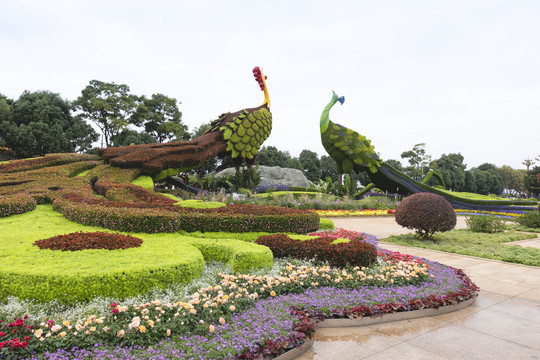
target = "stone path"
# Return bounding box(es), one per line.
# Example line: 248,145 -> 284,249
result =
295,217 -> 540,360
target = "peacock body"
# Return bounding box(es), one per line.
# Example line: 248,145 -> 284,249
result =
98,66 -> 272,179
320,91 -> 381,181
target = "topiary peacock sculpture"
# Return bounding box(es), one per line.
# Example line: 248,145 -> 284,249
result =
320,90 -> 538,212
98,66 -> 272,181
320,91 -> 382,185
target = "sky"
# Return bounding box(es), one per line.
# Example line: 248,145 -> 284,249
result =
1,0 -> 539,170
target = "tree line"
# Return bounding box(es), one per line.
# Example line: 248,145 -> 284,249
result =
1,82 -> 538,197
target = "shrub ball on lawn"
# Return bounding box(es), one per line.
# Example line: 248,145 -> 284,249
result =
395,192 -> 456,241
34,231 -> 143,251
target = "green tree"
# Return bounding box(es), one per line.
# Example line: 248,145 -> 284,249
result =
298,150 -> 321,182
401,143 -> 433,181
320,155 -> 338,183
384,159 -> 404,171
524,166 -> 540,197
474,171 -> 491,195
497,165 -> 525,195
1,91 -> 97,158
255,146 -> 291,168
475,163 -> 503,195
110,129 -> 157,147
435,153 -> 466,191
463,171 -> 477,193
74,80 -> 139,147
132,93 -> 189,143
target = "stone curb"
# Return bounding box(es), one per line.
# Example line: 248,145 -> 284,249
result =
274,297 -> 475,359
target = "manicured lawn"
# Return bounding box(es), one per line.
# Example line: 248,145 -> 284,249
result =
384,229 -> 540,267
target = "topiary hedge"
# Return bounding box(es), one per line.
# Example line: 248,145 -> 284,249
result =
0,194 -> 37,217
52,198 -> 320,234
34,231 -> 144,251
395,192 -> 456,240
255,234 -> 377,268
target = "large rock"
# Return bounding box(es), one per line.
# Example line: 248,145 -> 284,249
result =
215,166 -> 310,188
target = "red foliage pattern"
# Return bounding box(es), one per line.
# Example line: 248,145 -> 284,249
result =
33,232 -> 143,251
255,234 -> 377,268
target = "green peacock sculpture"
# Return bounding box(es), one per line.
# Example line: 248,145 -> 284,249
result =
320,90 -> 538,212
98,66 -> 271,181
320,91 -> 381,185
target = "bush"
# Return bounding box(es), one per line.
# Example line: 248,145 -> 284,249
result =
395,193 -> 456,241
466,215 -> 506,233
516,211 -> 540,229
34,232 -> 143,251
255,234 -> 377,268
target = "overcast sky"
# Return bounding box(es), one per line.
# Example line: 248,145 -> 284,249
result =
1,1 -> 539,170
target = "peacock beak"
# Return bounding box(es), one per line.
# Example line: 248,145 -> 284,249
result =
338,96 -> 345,105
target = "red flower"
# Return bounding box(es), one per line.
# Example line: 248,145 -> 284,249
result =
0,331 -> 5,337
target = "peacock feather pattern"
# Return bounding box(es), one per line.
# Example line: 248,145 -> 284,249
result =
98,66 -> 271,179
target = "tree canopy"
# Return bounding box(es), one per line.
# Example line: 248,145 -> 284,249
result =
0,91 -> 98,158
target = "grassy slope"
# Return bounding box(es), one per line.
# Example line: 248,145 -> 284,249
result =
384,229 -> 540,267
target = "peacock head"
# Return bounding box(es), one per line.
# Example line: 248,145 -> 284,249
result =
332,90 -> 345,105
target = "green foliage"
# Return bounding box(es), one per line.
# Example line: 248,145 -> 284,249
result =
319,218 -> 334,230
74,80 -> 140,147
187,237 -> 272,273
524,166 -> 540,197
255,146 -> 291,168
110,129 -> 157,147
131,175 -> 154,189
174,200 -> 226,209
400,143 -> 433,181
299,149 -> 321,182
385,229 -> 540,267
515,211 -> 540,229
0,91 -> 98,158
395,193 -> 457,240
131,93 -> 189,143
465,215 -> 506,233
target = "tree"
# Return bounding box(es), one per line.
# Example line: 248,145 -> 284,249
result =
522,157 -> 536,170
524,166 -> 540,198
384,159 -> 404,171
319,155 -> 338,183
475,163 -> 503,195
401,143 -> 433,181
463,171 -> 477,193
255,146 -> 291,168
298,150 -> 321,182
435,153 -> 466,191
132,94 -> 189,143
74,80 -> 139,147
497,165 -> 525,195
0,91 -> 97,158
110,129 -> 157,147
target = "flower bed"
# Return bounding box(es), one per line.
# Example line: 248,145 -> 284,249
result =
0,194 -> 37,217
0,251 -> 478,359
315,208 -> 395,217
33,232 -> 144,251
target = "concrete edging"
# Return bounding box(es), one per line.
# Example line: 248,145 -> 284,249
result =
274,297 -> 475,359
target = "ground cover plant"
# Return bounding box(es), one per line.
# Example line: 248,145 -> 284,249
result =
1,155 -> 479,359
384,229 -> 540,267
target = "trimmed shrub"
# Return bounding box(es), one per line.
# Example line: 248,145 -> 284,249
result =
465,215 -> 505,233
395,193 -> 456,241
0,194 -> 37,217
516,211 -> 540,229
34,232 -> 143,251
255,234 -> 377,268
319,218 -> 334,230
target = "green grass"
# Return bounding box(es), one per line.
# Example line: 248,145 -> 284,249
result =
384,229 -> 540,267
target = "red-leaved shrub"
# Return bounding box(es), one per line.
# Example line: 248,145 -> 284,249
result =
395,192 -> 456,240
33,232 -> 143,251
255,234 -> 377,268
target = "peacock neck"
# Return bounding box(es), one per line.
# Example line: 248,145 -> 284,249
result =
320,96 -> 338,134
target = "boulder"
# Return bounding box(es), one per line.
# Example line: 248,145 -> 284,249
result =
215,166 -> 310,188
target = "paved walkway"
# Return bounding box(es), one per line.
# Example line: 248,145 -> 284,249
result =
296,217 -> 540,360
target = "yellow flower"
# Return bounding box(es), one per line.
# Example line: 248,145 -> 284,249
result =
189,308 -> 197,314
270,291 -> 276,296
58,331 -> 67,338
89,326 -> 96,332
139,325 -> 146,333
219,317 -> 226,325
209,325 -> 215,333
34,329 -> 43,338
166,329 -> 171,337
229,305 -> 236,311
63,320 -> 69,327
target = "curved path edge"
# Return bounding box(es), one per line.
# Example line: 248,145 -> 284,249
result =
275,297 -> 476,359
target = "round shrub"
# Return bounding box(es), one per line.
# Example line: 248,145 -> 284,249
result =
34,231 -> 143,251
516,211 -> 540,229
465,215 -> 505,233
395,193 -> 456,241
